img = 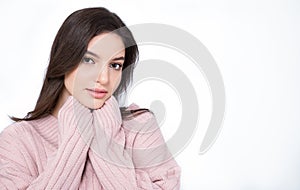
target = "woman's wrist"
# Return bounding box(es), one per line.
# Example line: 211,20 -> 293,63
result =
57,96 -> 94,136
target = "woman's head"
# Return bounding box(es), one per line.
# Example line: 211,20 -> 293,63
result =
64,32 -> 125,109
12,7 -> 138,121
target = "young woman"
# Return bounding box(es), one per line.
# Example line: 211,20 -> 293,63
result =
0,7 -> 181,189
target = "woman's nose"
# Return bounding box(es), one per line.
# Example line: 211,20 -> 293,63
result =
96,65 -> 109,84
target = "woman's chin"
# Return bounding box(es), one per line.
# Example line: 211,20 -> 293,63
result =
72,95 -> 108,110
82,100 -> 105,110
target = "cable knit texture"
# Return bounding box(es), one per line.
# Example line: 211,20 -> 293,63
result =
0,96 -> 181,189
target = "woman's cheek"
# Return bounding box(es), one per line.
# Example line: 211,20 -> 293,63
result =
112,74 -> 122,93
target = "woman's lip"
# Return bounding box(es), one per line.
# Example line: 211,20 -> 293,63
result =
86,88 -> 108,99
90,88 -> 108,93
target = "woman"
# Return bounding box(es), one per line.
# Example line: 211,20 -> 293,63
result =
0,7 -> 181,189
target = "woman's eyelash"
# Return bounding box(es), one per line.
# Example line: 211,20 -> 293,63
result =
81,56 -> 123,70
81,56 -> 95,64
110,63 -> 123,70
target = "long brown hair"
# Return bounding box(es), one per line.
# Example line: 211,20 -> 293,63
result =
11,7 -> 148,122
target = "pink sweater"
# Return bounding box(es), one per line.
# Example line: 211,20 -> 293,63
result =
0,97 -> 181,189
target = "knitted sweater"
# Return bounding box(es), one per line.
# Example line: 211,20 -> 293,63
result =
0,97 -> 181,189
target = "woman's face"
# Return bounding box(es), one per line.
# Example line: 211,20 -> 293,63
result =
63,32 -> 125,109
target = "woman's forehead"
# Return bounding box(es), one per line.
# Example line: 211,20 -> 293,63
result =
87,33 -> 125,60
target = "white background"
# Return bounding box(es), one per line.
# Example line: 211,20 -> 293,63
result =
1,0 -> 300,189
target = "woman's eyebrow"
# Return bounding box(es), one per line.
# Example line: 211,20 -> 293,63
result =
86,50 -> 100,59
112,56 -> 125,61
86,51 -> 124,61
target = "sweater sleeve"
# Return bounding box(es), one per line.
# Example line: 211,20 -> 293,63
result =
89,97 -> 181,189
88,96 -> 138,189
0,96 -> 94,190
125,105 -> 181,190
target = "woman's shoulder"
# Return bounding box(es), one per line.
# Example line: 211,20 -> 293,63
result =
0,120 -> 34,143
0,115 -> 56,141
0,116 -> 59,154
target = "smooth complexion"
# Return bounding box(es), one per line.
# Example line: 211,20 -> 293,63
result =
52,32 -> 125,117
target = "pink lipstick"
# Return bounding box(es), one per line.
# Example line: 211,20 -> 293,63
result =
86,88 -> 108,99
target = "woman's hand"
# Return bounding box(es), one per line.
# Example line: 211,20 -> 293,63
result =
90,96 -> 133,167
88,96 -> 138,189
57,96 -> 94,145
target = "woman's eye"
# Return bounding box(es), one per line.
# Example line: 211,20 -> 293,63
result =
110,63 -> 123,71
82,57 -> 95,64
